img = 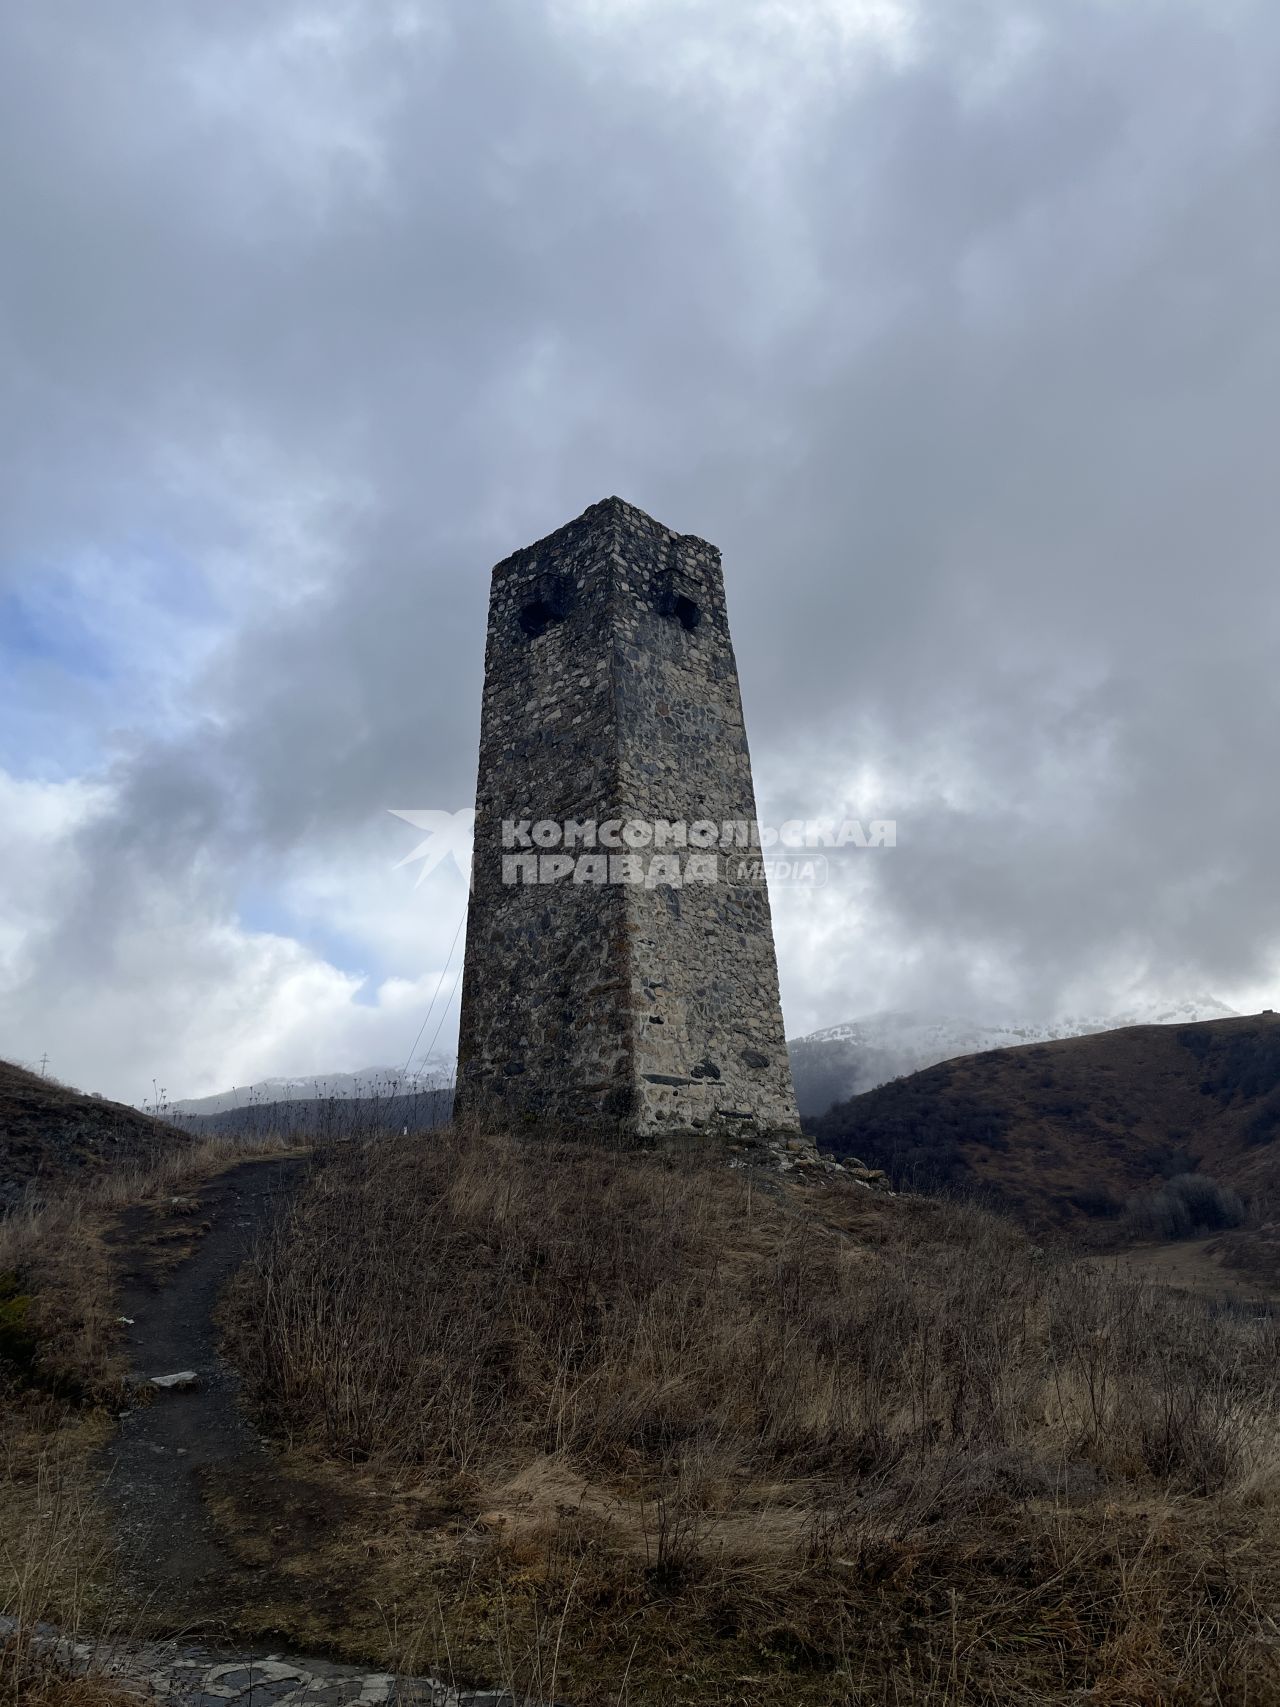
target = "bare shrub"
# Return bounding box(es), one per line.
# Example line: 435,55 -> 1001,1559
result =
1125,1171 -> 1247,1240
1044,1260 -> 1279,1490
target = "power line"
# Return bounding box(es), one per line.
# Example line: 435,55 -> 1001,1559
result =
401,907 -> 466,1081
420,954 -> 467,1068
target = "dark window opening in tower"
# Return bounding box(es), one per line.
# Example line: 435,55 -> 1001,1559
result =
519,598 -> 558,637
657,567 -> 702,630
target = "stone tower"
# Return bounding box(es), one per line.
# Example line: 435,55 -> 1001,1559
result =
455,497 -> 800,1141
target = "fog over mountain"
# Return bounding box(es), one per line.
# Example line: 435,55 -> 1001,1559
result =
170,1059 -> 454,1119
173,997 -> 1242,1125
788,996 -> 1240,1117
2,1 -> 1279,1104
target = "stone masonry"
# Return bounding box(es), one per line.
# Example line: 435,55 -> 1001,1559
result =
455,497 -> 800,1141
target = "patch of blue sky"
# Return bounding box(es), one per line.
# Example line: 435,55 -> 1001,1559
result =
0,588 -> 114,680
112,526 -> 225,626
58,543 -> 224,687
0,538 -> 237,766
236,887 -> 376,996
0,592 -> 117,777
0,698 -> 107,781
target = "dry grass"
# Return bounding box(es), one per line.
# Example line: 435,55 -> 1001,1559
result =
222,1124 -> 1280,1704
0,1131 -> 300,1705
0,1134 -> 301,1402
0,1665 -> 138,1707
0,1130 -> 301,1262
0,1399 -> 133,1707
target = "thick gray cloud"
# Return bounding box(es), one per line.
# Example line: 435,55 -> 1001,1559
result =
1,0 -> 1278,1099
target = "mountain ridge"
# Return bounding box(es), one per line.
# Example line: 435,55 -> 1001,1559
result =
809,1011 -> 1280,1230
169,1058 -> 455,1117
788,997 -> 1240,1117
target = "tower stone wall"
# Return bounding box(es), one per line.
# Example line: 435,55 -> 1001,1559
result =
455,497 -> 800,1141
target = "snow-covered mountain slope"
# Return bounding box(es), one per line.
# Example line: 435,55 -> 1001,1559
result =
170,1058 -> 454,1117
787,998 -> 1239,1118
171,998 -> 1243,1124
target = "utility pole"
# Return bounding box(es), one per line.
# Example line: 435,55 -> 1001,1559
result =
39,1052 -> 49,1077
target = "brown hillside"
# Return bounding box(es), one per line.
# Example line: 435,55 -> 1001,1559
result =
0,1060 -> 188,1209
217,1125 -> 1280,1703
810,1012 -> 1280,1229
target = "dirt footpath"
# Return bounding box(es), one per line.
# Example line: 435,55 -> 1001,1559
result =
104,1154 -> 309,1618
1103,1234 -> 1280,1305
94,1153 -> 526,1704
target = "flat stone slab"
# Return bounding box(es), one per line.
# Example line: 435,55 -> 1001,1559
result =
0,1616 -> 538,1705
149,1370 -> 200,1391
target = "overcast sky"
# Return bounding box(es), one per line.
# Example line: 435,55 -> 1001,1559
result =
2,0 -> 1278,1103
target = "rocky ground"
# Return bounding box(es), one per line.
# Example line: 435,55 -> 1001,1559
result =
0,1617 -> 519,1705
732,1128 -> 892,1188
